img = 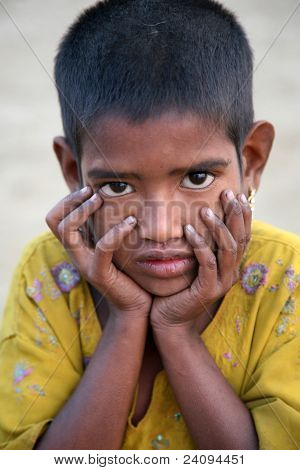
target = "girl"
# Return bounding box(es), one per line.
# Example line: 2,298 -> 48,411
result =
1,0 -> 300,450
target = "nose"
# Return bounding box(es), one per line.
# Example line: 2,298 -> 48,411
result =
137,199 -> 184,242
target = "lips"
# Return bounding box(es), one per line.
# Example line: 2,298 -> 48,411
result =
136,255 -> 196,278
136,250 -> 194,260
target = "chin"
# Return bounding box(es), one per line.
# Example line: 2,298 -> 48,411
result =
133,272 -> 194,297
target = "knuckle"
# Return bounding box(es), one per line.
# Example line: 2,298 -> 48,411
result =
57,221 -> 67,239
196,236 -> 207,248
206,256 -> 217,270
76,202 -> 85,214
230,241 -> 238,255
237,235 -> 247,246
232,200 -> 242,215
95,238 -> 105,253
65,192 -> 76,204
215,216 -> 225,228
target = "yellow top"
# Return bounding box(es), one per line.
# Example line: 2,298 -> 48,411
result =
0,219 -> 300,450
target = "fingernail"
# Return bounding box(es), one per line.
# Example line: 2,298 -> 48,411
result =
205,207 -> 214,218
225,189 -> 235,201
90,193 -> 98,201
80,186 -> 90,194
125,215 -> 137,225
185,224 -> 196,234
239,193 -> 248,205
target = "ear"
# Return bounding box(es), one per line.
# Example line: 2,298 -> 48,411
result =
53,136 -> 82,192
241,121 -> 275,193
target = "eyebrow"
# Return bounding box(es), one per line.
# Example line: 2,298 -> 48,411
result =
87,158 -> 231,180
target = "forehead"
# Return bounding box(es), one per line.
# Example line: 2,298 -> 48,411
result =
81,111 -> 235,174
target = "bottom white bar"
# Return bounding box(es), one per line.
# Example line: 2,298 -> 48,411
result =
0,450 -> 299,469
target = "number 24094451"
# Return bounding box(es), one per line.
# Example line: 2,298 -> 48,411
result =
183,454 -> 244,465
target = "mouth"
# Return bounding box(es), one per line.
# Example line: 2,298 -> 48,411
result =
135,253 -> 196,278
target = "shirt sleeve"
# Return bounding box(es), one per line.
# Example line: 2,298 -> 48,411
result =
0,251 -> 82,450
241,280 -> 300,450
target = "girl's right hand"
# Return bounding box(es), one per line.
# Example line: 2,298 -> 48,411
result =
45,186 -> 152,318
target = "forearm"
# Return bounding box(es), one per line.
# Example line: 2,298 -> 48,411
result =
35,313 -> 148,450
152,325 -> 259,450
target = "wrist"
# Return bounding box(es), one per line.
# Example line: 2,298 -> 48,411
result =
151,317 -> 197,339
108,305 -> 150,327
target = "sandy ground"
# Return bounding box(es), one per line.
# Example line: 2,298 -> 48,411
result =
1,0 -> 300,317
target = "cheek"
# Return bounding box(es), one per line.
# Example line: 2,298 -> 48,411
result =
93,203 -> 140,269
94,202 -> 128,237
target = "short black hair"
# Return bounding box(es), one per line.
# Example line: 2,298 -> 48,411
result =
54,0 -> 254,176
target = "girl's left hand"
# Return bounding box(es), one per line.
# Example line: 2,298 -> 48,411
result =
150,189 -> 252,332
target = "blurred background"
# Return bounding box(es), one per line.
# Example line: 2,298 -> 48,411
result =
1,0 -> 300,317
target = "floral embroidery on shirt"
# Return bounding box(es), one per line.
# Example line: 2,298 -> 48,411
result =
151,434 -> 170,449
34,322 -> 48,335
13,363 -> 46,397
282,264 -> 300,292
27,384 -> 45,396
26,279 -> 43,302
13,362 -> 33,390
34,337 -> 43,347
281,296 -> 297,315
275,299 -> 300,337
234,313 -> 247,336
48,335 -> 58,346
34,326 -> 58,348
285,266 -> 295,278
34,307 -> 59,349
50,262 -> 81,293
39,267 -> 62,300
268,284 -> 279,292
26,269 -> 62,303
223,351 -> 238,367
240,263 -> 268,295
276,316 -> 290,336
223,351 -> 232,360
36,306 -> 47,322
235,318 -> 241,335
287,280 -> 297,292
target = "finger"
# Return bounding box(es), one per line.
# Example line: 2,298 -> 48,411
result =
90,216 -> 137,285
45,186 -> 93,237
220,189 -> 247,265
221,190 -> 252,272
55,192 -> 103,275
200,205 -> 238,285
236,192 -> 252,248
184,224 -> 218,292
58,192 -> 103,249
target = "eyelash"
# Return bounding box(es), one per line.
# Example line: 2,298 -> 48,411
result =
95,171 -> 216,198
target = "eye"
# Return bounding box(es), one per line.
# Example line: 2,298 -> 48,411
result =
181,172 -> 215,190
97,182 -> 134,198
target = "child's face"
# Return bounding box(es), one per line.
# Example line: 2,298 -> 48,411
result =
79,111 -> 248,296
